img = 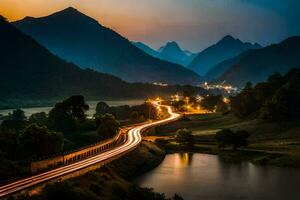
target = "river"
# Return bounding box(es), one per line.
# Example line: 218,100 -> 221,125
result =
0,99 -> 144,117
134,153 -> 300,200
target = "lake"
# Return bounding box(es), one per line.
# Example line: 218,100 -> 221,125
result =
134,153 -> 300,200
0,99 -> 144,117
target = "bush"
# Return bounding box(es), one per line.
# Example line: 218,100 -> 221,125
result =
175,128 -> 194,147
1,109 -> 27,131
96,114 -> 120,139
18,124 -> 64,158
29,112 -> 47,126
215,129 -> 250,151
42,182 -> 98,200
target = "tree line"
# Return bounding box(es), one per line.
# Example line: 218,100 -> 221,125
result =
230,68 -> 300,121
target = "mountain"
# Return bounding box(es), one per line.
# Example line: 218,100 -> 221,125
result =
132,41 -> 196,67
131,42 -> 162,59
188,35 -> 261,76
0,16 -> 206,101
158,41 -> 196,67
13,7 -> 202,85
205,50 -> 253,81
217,36 -> 300,87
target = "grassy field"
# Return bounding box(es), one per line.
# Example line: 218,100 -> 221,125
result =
149,113 -> 300,168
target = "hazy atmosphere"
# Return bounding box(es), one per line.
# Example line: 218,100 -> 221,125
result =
1,1 -> 300,199
1,0 -> 299,51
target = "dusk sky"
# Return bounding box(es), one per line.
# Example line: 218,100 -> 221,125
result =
1,0 -> 299,51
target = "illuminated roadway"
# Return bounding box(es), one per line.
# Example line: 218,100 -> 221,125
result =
0,103 -> 180,197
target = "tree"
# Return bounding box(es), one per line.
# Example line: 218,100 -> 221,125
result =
29,112 -> 47,126
215,129 -> 250,151
261,71 -> 300,120
0,129 -> 18,159
200,95 -> 227,112
18,124 -> 64,158
95,101 -> 110,116
182,85 -> 196,98
172,194 -> 184,200
0,157 -> 20,180
1,109 -> 27,131
48,96 -> 89,132
63,96 -> 89,122
130,111 -> 139,122
230,82 -> 260,118
96,114 -> 120,139
175,128 -> 194,147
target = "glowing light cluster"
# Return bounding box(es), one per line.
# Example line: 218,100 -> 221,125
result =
201,81 -> 238,94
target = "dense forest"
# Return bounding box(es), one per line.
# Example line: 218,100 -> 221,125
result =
230,68 -> 300,121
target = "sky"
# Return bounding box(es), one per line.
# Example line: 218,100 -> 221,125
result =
0,0 -> 299,51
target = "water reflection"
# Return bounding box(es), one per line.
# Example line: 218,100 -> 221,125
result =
134,153 -> 300,200
177,153 -> 193,167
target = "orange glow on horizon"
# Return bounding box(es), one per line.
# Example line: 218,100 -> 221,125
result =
0,0 -> 164,47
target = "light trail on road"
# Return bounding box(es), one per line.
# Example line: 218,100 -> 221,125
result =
0,103 -> 180,197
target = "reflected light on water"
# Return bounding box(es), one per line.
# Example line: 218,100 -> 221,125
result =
134,153 -> 300,200
176,153 -> 193,167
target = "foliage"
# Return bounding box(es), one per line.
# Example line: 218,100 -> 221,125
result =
175,128 -> 195,147
95,101 -> 110,116
230,82 -> 260,117
0,157 -> 20,180
18,124 -> 63,158
29,112 -> 48,126
230,68 -> 300,121
200,95 -> 228,112
1,109 -> 27,131
48,95 -> 89,133
0,129 -> 18,159
182,85 -> 196,98
215,129 -> 250,150
95,102 -> 158,120
96,114 -> 120,140
130,111 -> 140,122
42,182 -> 99,200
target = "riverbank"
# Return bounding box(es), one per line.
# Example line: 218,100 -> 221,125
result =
149,112 -> 300,169
159,142 -> 300,168
13,141 -> 180,200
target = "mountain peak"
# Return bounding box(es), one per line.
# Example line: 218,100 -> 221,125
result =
160,41 -> 183,52
219,35 -> 238,43
165,41 -> 181,49
16,6 -> 102,28
52,7 -> 85,17
59,7 -> 83,15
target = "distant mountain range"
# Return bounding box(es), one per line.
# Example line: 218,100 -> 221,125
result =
0,16 -> 206,101
188,35 -> 261,76
132,41 -> 196,67
158,41 -> 197,66
216,36 -> 300,87
14,7 -> 201,85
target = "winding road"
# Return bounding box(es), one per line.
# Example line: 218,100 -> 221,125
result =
0,103 -> 180,197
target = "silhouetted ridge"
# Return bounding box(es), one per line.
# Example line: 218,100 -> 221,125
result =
188,35 -> 261,75
14,8 -> 201,84
217,36 -> 300,87
0,16 -> 205,101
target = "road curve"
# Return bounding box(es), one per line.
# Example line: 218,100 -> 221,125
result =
0,104 -> 180,197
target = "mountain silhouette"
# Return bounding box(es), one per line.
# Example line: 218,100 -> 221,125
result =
0,16 -> 204,101
14,7 -> 202,85
131,42 -> 163,59
133,41 -> 195,67
158,41 -> 196,67
188,35 -> 261,75
217,36 -> 300,87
